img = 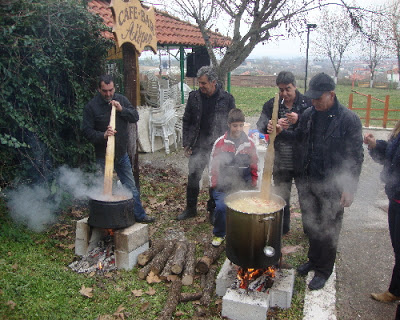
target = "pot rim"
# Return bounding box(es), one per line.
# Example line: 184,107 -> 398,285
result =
225,190 -> 286,215
89,196 -> 133,204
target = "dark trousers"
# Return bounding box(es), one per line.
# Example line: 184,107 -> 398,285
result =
298,180 -> 344,279
186,147 -> 212,209
389,200 -> 400,297
273,169 -> 301,234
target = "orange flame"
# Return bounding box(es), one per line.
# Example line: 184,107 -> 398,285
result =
98,261 -> 103,270
106,228 -> 114,236
237,266 -> 276,289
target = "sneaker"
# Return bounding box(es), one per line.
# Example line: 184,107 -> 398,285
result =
211,236 -> 225,247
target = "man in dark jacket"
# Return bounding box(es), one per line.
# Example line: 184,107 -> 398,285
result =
257,71 -> 311,234
268,73 -> 364,290
82,75 -> 154,223
177,66 -> 235,220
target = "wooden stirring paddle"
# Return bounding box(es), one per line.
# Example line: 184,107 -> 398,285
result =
103,103 -> 116,196
260,93 -> 279,200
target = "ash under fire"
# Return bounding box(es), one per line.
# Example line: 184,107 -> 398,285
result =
69,235 -> 116,274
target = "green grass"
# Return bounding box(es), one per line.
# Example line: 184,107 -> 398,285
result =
0,164 -> 309,320
232,84 -> 400,128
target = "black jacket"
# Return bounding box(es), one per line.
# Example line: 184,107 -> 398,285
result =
280,97 -> 364,194
182,85 -> 235,149
82,92 -> 139,161
369,135 -> 400,200
256,90 -> 311,172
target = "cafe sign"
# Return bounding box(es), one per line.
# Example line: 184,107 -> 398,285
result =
110,0 -> 157,54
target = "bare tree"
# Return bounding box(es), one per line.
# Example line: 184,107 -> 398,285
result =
157,0 -> 375,87
359,9 -> 390,88
312,8 -> 358,84
386,0 -> 400,85
158,0 -> 351,86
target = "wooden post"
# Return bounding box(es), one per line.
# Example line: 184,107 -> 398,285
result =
103,105 -> 116,196
365,94 -> 371,128
122,43 -> 140,188
383,95 -> 390,128
348,93 -> 353,110
260,93 -> 279,200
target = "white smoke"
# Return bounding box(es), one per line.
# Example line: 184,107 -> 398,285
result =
6,165 -> 132,232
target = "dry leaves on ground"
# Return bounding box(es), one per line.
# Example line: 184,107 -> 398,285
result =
79,285 -> 93,298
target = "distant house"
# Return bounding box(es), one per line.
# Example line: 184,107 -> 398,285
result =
387,68 -> 399,82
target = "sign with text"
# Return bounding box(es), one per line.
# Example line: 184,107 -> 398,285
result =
110,0 -> 157,54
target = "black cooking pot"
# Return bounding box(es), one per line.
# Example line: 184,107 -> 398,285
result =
88,197 -> 135,229
225,191 -> 285,269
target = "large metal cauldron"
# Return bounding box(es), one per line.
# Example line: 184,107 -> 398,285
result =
88,197 -> 135,229
225,190 -> 286,269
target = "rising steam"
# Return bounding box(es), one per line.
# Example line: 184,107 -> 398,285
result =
6,165 -> 131,232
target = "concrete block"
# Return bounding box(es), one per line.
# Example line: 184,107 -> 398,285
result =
74,238 -> 88,256
115,242 -> 149,271
75,218 -> 89,241
216,259 -> 238,296
87,227 -> 106,252
269,269 -> 295,309
222,288 -> 269,320
114,223 -> 149,253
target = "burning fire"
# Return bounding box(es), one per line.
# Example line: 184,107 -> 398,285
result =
237,266 -> 276,291
106,228 -> 114,236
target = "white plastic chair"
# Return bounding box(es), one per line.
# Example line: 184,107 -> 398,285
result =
149,98 -> 177,154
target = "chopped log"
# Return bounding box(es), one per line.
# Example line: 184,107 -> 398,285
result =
159,250 -> 176,281
196,244 -> 225,274
137,240 -> 165,266
138,263 -> 152,280
182,242 -> 196,285
158,279 -> 183,320
180,292 -> 203,302
150,241 -> 176,275
171,241 -> 188,275
200,265 -> 217,306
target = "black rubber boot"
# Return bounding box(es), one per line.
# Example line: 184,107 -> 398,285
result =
176,187 -> 198,220
176,207 -> 197,220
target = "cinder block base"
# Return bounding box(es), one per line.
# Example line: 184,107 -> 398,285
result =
270,269 -> 295,309
216,259 -> 238,296
75,218 -> 105,256
218,258 -> 295,319
114,223 -> 149,252
222,288 -> 270,320
115,242 -> 149,270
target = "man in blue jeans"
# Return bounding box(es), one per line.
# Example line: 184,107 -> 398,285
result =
82,75 -> 154,223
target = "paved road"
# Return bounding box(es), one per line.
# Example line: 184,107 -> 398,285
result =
336,128 -> 398,320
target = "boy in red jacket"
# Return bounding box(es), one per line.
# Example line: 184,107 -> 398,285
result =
209,109 -> 258,247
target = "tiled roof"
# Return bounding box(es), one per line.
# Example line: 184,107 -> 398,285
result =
88,0 -> 231,47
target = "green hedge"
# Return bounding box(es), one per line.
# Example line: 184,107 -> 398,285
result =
0,0 -> 113,188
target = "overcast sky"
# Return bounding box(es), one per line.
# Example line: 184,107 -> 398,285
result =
248,0 -> 389,58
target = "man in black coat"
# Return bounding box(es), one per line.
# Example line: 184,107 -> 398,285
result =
82,75 -> 154,223
257,71 -> 311,234
177,66 -> 235,220
268,73 -> 364,290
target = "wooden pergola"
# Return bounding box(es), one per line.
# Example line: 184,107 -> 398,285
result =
88,0 -> 231,183
89,0 -> 231,104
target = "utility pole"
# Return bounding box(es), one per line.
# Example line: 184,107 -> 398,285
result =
305,23 -> 317,93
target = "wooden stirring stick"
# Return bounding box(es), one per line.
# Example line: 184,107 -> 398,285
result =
103,103 -> 116,196
260,93 -> 279,200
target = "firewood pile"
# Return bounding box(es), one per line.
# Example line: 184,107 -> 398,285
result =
137,237 -> 225,319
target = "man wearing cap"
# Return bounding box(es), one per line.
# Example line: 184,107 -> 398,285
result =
268,72 -> 364,290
